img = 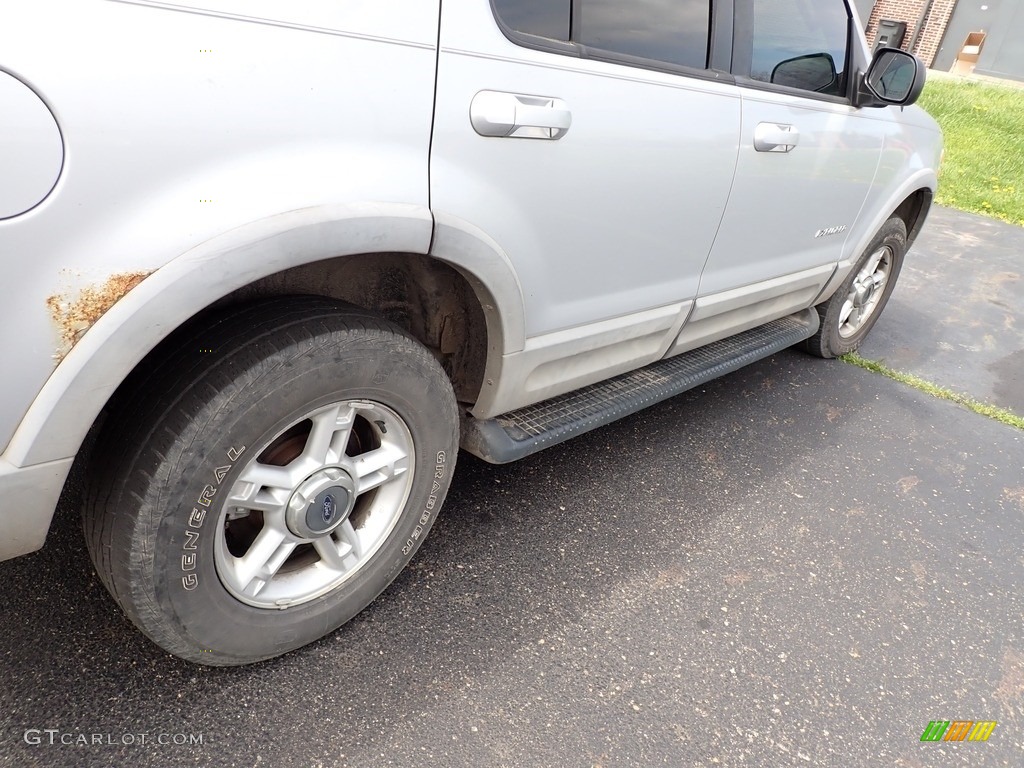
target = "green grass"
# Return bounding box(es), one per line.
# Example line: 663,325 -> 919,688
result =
841,352 -> 1024,431
919,76 -> 1024,226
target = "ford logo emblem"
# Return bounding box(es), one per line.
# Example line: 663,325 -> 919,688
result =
322,495 -> 336,524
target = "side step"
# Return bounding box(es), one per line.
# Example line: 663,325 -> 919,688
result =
461,309 -> 819,464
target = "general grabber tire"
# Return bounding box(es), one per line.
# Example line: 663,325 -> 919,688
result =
804,216 -> 907,358
83,297 -> 459,665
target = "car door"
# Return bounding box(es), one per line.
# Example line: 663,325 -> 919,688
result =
430,0 -> 741,410
670,0 -> 884,354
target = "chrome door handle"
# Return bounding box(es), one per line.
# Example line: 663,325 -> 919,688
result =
471,91 -> 572,139
754,122 -> 800,153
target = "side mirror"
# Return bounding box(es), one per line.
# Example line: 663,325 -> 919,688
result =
858,48 -> 926,107
772,52 -> 838,93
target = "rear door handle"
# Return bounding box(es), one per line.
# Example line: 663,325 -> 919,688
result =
471,91 -> 572,140
754,122 -> 800,153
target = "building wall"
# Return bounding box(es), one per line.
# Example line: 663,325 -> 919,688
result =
865,0 -> 958,66
973,1 -> 1024,82
931,0 -> 1003,72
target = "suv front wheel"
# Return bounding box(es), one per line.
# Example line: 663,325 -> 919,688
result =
804,216 -> 907,358
83,297 -> 459,666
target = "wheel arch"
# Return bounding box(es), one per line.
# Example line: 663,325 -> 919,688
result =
5,203 -> 525,469
892,187 -> 933,251
818,175 -> 936,305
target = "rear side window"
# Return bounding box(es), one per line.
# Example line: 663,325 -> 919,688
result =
741,0 -> 851,96
492,0 -> 712,72
491,1 -> 570,41
578,1 -> 711,70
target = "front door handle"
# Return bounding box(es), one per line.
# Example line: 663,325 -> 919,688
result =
754,122 -> 800,153
471,91 -> 572,140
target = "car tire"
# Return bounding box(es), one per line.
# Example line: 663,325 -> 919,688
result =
83,297 -> 459,666
804,216 -> 907,358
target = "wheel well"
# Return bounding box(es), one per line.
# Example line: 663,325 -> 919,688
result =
892,188 -> 933,249
209,253 -> 490,404
103,253 -> 489,411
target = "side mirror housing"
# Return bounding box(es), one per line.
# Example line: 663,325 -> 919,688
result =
856,48 -> 926,108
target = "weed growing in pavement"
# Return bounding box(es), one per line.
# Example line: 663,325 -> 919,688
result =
841,352 -> 1024,430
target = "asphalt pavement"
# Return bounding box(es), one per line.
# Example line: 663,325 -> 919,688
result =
860,205 -> 1024,416
1,207 -> 1022,768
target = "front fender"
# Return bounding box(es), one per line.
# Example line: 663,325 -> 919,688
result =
5,203 -> 431,467
819,104 -> 940,302
7,202 -> 531,469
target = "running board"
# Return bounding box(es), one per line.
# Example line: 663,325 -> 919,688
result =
461,309 -> 819,464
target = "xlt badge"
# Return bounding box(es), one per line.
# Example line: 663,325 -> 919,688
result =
815,225 -> 848,238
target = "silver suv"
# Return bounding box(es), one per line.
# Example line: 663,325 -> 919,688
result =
0,0 -> 941,664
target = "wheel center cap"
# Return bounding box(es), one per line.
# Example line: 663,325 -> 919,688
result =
854,281 -> 873,307
286,468 -> 357,538
309,486 -> 351,533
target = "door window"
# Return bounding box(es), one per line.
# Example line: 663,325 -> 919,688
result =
739,0 -> 851,97
577,1 -> 711,70
492,0 -> 712,71
490,1 -> 570,41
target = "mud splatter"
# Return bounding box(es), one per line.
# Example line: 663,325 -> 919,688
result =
910,561 -> 927,585
968,270 -> 1020,307
994,645 -> 1024,720
651,565 -> 689,590
46,271 -> 151,357
724,571 -> 753,588
1004,487 -> 1024,511
897,476 -> 921,494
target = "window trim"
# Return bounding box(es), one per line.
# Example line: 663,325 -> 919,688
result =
709,0 -> 735,73
486,2 -> 579,58
731,0 -> 856,104
487,0 -> 735,85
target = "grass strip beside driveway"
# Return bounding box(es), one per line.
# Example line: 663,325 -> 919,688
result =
842,352 -> 1024,430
